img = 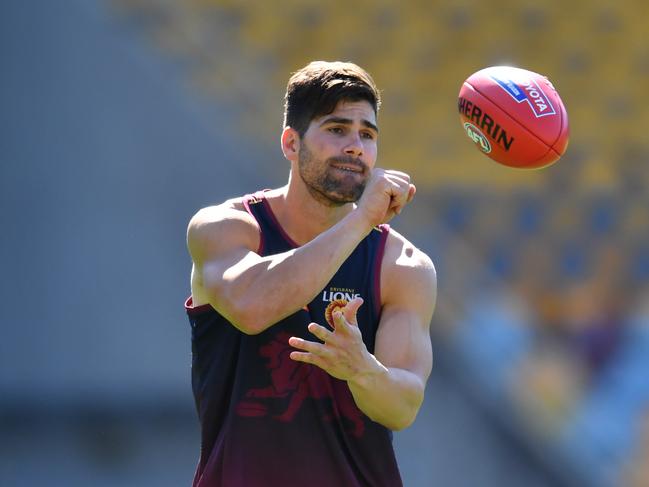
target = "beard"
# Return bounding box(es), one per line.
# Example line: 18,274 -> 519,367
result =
297,143 -> 369,207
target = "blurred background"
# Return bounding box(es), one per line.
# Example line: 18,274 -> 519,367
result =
2,0 -> 648,486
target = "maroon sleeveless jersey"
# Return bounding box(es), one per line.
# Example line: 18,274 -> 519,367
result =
185,191 -> 402,487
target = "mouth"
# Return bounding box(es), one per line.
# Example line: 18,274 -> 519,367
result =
330,162 -> 365,174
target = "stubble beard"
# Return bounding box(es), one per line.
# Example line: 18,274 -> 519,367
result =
297,144 -> 368,207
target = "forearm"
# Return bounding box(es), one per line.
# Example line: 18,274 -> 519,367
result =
213,210 -> 373,333
348,357 -> 425,431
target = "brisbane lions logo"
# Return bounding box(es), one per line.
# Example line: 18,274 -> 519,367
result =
235,330 -> 365,438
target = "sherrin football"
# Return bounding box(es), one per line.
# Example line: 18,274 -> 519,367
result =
458,66 -> 569,169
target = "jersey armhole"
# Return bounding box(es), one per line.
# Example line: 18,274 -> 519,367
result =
242,193 -> 266,255
185,296 -> 214,315
373,224 -> 390,319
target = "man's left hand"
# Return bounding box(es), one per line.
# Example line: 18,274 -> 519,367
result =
288,297 -> 384,381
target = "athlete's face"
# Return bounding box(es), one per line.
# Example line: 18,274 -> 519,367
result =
297,100 -> 378,206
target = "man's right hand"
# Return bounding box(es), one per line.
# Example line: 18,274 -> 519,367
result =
356,168 -> 416,227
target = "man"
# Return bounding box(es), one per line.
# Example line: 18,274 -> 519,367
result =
185,61 -> 436,487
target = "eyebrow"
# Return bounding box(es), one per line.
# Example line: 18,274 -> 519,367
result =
320,116 -> 379,134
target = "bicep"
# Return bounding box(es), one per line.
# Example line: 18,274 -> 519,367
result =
199,248 -> 262,290
374,252 -> 436,383
374,307 -> 433,385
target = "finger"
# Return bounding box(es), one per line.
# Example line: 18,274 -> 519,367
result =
406,183 -> 416,203
385,178 -> 411,201
288,336 -> 328,355
386,192 -> 408,217
289,351 -> 316,364
289,351 -> 331,372
383,169 -> 411,183
332,309 -> 359,332
384,174 -> 410,187
385,174 -> 411,196
332,310 -> 349,333
389,196 -> 407,215
341,297 -> 363,325
386,177 -> 410,201
308,322 -> 333,342
390,182 -> 416,215
390,200 -> 404,216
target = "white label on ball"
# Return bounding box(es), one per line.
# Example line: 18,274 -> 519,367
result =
490,74 -> 556,118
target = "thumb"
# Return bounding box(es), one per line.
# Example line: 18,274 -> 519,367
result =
342,297 -> 364,326
407,183 -> 416,203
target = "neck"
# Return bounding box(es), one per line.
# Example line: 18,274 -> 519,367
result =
267,170 -> 355,245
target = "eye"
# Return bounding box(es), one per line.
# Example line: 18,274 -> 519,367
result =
328,127 -> 344,135
361,131 -> 376,140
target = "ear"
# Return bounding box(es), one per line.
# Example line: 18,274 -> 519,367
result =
281,126 -> 300,161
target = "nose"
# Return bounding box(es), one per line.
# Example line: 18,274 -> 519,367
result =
343,133 -> 363,157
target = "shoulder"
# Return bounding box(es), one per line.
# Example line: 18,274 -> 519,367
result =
382,227 -> 436,276
187,196 -> 261,263
188,196 -> 252,229
380,227 -> 437,306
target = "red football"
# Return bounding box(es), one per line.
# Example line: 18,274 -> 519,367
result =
458,66 -> 569,169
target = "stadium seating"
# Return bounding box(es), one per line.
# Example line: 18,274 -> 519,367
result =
112,0 -> 648,189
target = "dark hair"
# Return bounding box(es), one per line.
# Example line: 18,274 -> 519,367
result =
283,61 -> 381,136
